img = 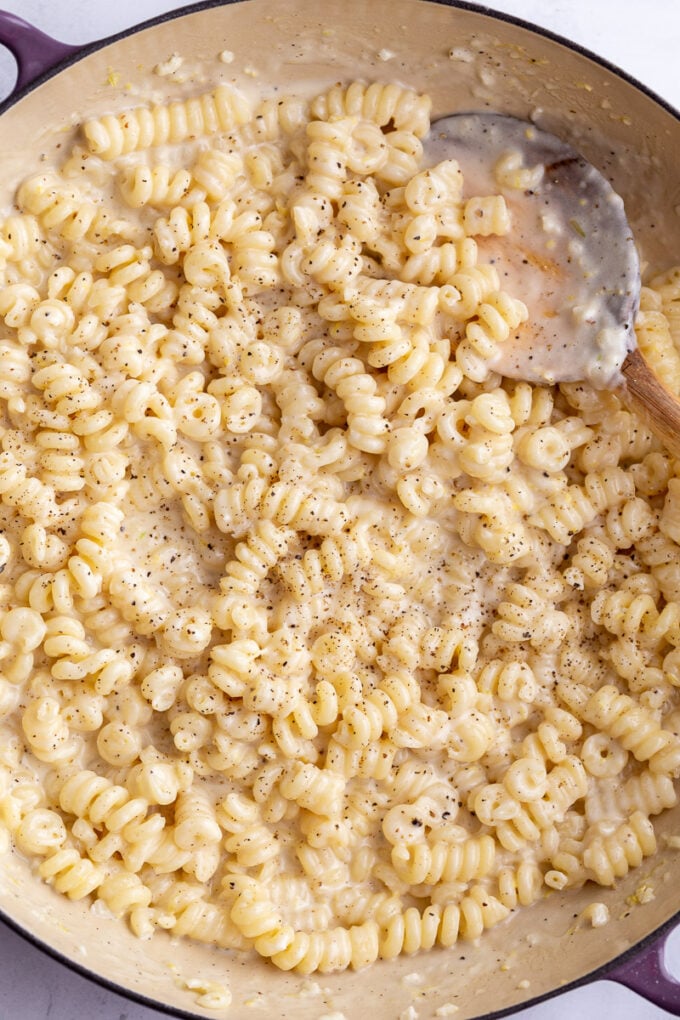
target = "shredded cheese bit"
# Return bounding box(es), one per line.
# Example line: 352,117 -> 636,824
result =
628,883 -> 655,905
154,53 -> 183,77
581,901 -> 610,927
183,978 -> 232,1010
299,980 -> 323,997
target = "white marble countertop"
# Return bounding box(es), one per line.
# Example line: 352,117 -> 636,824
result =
0,0 -> 678,1017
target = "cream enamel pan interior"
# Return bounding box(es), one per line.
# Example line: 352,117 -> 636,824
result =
1,1 -> 680,1017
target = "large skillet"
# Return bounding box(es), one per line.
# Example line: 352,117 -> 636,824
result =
0,1 -> 679,1017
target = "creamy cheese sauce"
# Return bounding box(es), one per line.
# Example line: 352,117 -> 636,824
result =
426,113 -> 640,386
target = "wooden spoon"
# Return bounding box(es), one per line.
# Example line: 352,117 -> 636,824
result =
426,113 -> 680,458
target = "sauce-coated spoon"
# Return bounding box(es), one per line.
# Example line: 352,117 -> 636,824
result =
426,113 -> 680,457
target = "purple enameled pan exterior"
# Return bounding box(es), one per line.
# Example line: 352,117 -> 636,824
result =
0,10 -> 79,91
0,3 -> 678,1018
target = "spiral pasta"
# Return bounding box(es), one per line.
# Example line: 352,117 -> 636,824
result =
118,163 -> 197,209
391,834 -> 496,885
83,85 -> 252,158
310,81 -> 432,138
17,172 -> 134,245
38,845 -> 104,899
0,71 -> 679,990
583,811 -> 657,886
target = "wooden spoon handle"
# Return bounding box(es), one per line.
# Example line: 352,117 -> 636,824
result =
621,348 -> 680,460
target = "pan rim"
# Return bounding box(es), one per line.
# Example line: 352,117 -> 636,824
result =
1,0 -> 679,122
0,1 -> 679,1017
3,893 -> 679,1020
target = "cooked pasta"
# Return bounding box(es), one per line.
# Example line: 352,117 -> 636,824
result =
0,74 -> 679,985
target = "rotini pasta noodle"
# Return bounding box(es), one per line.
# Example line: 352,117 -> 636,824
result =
83,85 -> 252,158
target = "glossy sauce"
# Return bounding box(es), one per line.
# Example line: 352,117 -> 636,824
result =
426,113 -> 640,386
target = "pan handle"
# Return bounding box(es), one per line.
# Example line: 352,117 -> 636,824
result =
0,10 -> 80,95
607,927 -> 680,1015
